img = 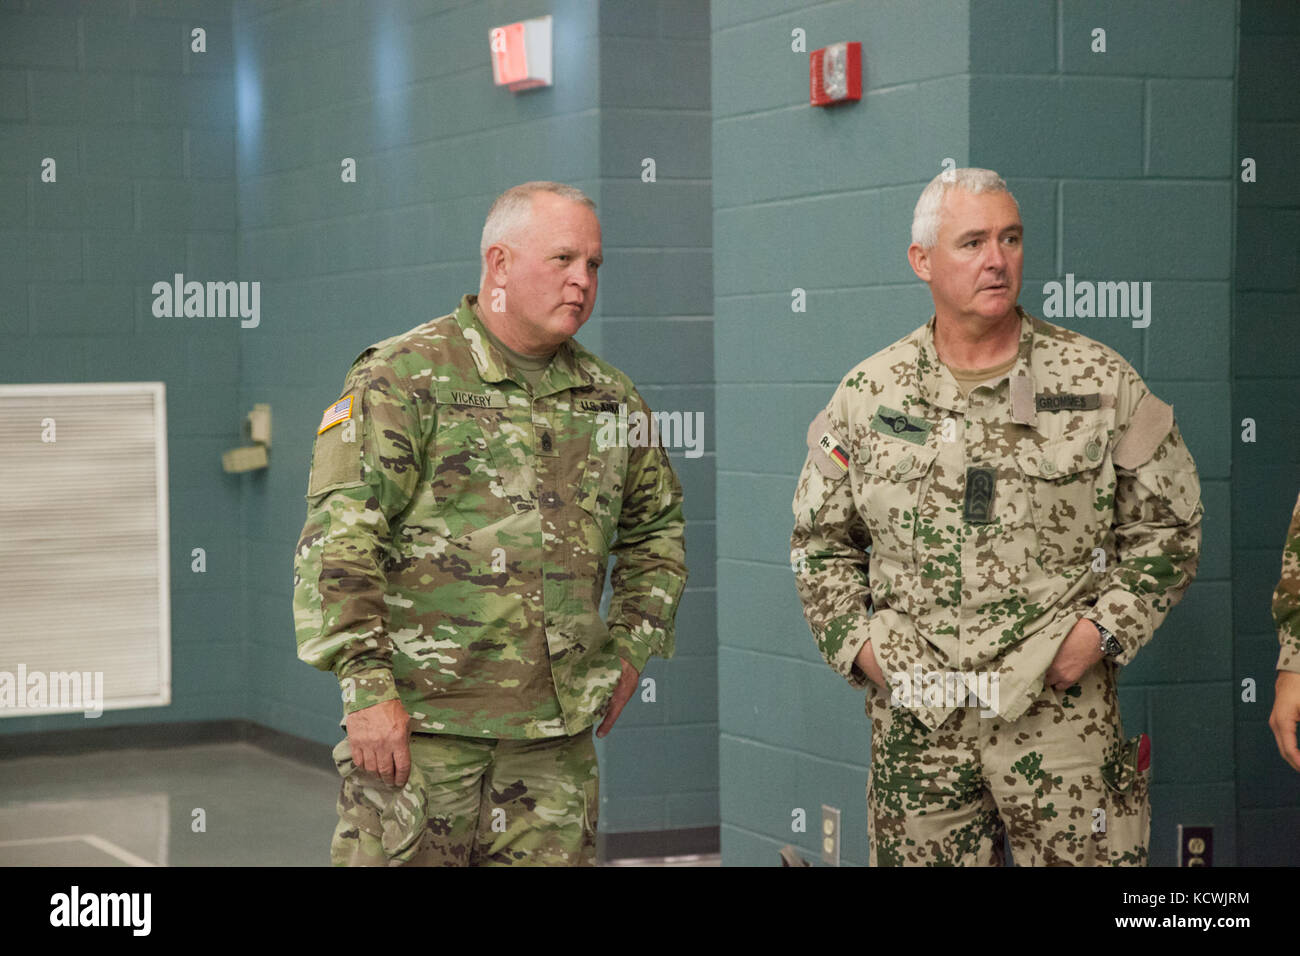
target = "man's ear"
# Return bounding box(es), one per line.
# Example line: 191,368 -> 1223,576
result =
907,242 -> 931,283
484,244 -> 511,284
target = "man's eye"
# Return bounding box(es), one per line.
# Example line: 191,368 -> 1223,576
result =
589,260 -> 600,270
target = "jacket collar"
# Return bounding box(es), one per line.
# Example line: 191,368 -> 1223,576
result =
455,294 -> 594,396
915,305 -> 1038,428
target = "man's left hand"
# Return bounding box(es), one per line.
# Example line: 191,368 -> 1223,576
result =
596,658 -> 640,738
1045,618 -> 1107,691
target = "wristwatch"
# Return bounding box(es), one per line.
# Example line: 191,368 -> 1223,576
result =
1093,620 -> 1123,658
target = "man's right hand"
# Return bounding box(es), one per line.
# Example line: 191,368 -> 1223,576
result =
1270,670 -> 1300,773
854,639 -> 888,689
345,698 -> 412,787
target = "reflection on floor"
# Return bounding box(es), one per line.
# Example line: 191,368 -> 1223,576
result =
0,742 -> 717,866
0,743 -> 339,866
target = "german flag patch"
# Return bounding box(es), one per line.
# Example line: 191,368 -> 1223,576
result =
818,432 -> 850,472
806,408 -> 852,480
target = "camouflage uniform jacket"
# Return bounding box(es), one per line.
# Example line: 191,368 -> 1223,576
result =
293,294 -> 688,739
791,307 -> 1203,730
1273,490 -> 1300,673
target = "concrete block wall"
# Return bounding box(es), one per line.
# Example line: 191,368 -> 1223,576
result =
594,0 -> 717,838
1231,0 -> 1300,865
0,0 -> 242,733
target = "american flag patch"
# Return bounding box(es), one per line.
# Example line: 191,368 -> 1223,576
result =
317,395 -> 354,434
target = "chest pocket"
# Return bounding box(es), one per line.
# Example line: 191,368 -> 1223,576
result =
575,425 -> 628,550
430,388 -> 534,532
853,433 -> 939,561
1015,420 -> 1114,570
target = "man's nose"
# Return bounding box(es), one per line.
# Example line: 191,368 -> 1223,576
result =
983,239 -> 1007,272
569,265 -> 592,289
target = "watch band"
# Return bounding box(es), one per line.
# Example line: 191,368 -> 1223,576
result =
1094,620 -> 1122,658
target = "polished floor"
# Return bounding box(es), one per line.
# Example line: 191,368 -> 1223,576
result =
0,743 -> 718,866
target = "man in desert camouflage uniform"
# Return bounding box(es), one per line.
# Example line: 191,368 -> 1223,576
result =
1269,491 -> 1300,772
791,168 -> 1202,866
293,182 -> 687,865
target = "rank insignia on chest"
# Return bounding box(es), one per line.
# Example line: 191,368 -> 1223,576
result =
870,405 -> 932,446
817,432 -> 850,472
964,465 -> 996,523
317,394 -> 354,434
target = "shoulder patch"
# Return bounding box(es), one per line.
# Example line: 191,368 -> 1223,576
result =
307,395 -> 364,498
318,394 -> 354,434
806,408 -> 850,478
1113,393 -> 1173,470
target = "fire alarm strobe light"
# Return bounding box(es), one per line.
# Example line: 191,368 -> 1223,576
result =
489,15 -> 553,92
810,41 -> 862,106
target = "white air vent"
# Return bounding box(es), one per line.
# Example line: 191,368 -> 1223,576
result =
0,383 -> 171,717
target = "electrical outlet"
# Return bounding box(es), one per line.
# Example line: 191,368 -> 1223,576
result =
1177,825 -> 1213,866
820,804 -> 841,866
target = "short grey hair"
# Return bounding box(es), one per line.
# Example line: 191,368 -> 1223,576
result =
479,181 -> 597,285
910,168 -> 1018,250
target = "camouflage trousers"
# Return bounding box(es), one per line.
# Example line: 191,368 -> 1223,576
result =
866,660 -> 1150,866
329,730 -> 599,867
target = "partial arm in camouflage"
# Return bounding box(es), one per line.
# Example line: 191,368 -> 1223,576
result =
1272,490 -> 1300,674
605,387 -> 688,672
1089,387 -> 1204,666
292,356 -> 427,714
790,404 -> 876,689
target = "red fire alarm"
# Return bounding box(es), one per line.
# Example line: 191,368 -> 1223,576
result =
489,15 -> 553,91
809,41 -> 862,106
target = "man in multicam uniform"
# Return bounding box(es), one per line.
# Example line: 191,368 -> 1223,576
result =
1269,491 -> 1300,772
791,168 -> 1203,866
293,182 -> 687,866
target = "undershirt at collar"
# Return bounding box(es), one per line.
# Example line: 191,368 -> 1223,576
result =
943,352 -> 1018,399
474,306 -> 555,392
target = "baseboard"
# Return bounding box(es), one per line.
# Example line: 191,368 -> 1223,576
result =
599,825 -> 720,861
0,718 -> 336,773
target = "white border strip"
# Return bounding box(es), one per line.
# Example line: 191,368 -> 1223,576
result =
0,833 -> 157,867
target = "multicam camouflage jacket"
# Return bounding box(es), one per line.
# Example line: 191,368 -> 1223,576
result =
791,307 -> 1203,730
1273,490 -> 1300,673
293,294 -> 688,739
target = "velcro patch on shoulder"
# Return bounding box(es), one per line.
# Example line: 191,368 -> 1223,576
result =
318,394 -> 354,434
806,408 -> 850,479
1113,393 -> 1173,470
308,392 -> 364,497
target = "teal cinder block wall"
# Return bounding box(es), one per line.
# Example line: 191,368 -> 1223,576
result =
714,0 -> 1246,866
1232,0 -> 1300,864
593,0 -> 717,835
0,0 -> 243,734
